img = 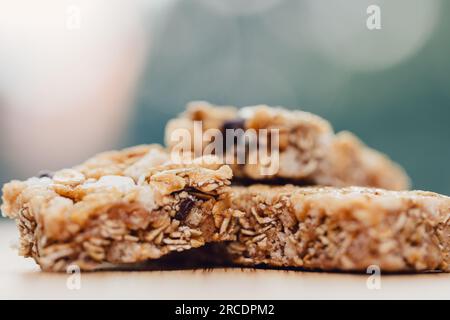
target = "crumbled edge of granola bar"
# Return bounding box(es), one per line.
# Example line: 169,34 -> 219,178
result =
1,147 -> 244,271
227,185 -> 450,272
316,131 -> 410,191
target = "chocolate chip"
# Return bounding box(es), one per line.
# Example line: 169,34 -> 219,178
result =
37,170 -> 54,178
175,198 -> 195,221
222,118 -> 246,151
222,118 -> 246,131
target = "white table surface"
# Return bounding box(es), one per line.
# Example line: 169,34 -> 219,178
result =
0,221 -> 449,300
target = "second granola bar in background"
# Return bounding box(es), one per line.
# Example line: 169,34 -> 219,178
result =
165,101 -> 410,190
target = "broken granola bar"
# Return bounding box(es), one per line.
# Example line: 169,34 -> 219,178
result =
2,145 -> 447,273
1,148 -> 241,271
227,185 -> 450,272
165,101 -> 410,190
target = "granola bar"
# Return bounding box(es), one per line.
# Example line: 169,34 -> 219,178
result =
1,147 -> 241,271
2,145 -> 448,273
165,101 -> 410,190
227,185 -> 450,272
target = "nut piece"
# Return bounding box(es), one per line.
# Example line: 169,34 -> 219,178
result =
53,169 -> 85,186
150,172 -> 186,195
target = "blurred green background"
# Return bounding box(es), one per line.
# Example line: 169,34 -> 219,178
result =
0,0 -> 449,197
131,0 -> 450,194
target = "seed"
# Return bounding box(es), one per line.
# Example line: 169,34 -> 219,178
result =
241,229 -> 256,236
253,234 -> 266,242
189,229 -> 203,237
220,216 -> 231,234
163,238 -> 187,245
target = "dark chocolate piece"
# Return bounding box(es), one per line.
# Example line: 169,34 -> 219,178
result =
175,198 -> 195,221
222,118 -> 247,152
222,118 -> 246,132
37,170 -> 54,179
